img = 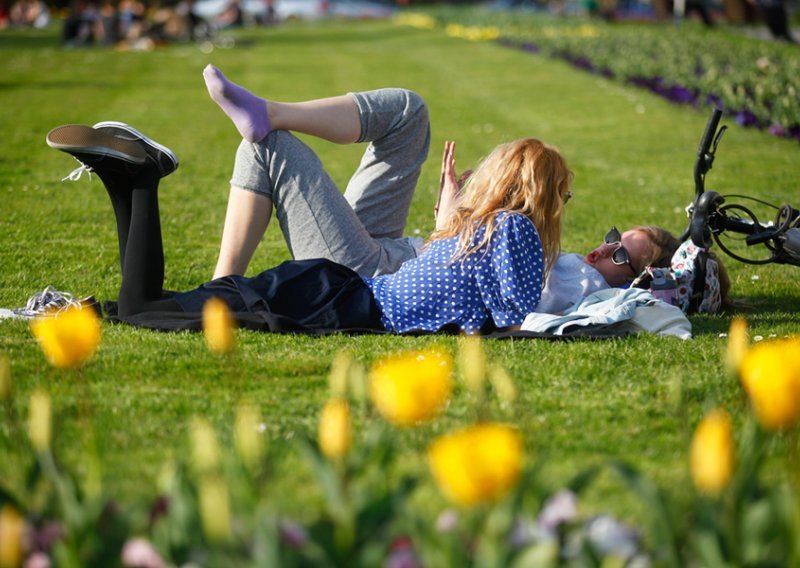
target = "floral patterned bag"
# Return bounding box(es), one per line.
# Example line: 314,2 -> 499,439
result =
633,240 -> 723,314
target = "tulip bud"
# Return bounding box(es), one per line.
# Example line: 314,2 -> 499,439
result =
318,399 -> 351,460
347,361 -> 368,404
235,402 -> 264,470
725,318 -> 748,377
198,475 -> 232,543
202,297 -> 235,355
0,505 -> 25,568
458,336 -> 486,395
28,390 -> 52,453
191,418 -> 220,473
328,351 -> 352,399
0,356 -> 10,402
489,364 -> 517,404
690,408 -> 734,495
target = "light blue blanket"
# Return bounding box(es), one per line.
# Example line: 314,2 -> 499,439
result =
522,287 -> 692,339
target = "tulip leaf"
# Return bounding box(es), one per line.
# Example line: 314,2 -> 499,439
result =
355,475 -> 416,542
566,464 -> 602,495
295,437 -> 348,521
608,460 -> 681,568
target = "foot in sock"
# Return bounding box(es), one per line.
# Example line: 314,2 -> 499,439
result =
203,64 -> 271,143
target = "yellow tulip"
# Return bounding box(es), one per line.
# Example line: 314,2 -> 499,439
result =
234,402 -> 264,469
739,338 -> 800,431
28,390 -> 51,453
191,417 -> 221,473
0,356 -> 10,402
690,408 -> 734,495
369,348 -> 453,427
428,423 -> 522,507
198,475 -> 232,543
202,297 -> 235,355
0,505 -> 25,568
30,305 -> 100,369
394,13 -> 436,30
318,398 -> 351,459
725,318 -> 748,377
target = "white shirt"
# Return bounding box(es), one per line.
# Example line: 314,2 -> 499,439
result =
535,253 -> 610,314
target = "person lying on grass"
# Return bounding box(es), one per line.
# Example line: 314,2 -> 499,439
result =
198,66 -> 682,316
46,115 -> 572,333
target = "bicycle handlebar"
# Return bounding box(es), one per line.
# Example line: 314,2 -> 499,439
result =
693,107 -> 722,197
683,109 -> 800,267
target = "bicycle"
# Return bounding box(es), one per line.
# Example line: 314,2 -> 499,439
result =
682,108 -> 800,267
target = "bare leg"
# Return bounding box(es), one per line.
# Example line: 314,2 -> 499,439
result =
213,187 -> 272,279
210,88 -> 427,279
203,64 -> 360,144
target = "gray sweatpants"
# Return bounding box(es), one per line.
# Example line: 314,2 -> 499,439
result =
230,88 -> 431,278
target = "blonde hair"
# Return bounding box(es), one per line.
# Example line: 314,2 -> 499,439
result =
632,225 -> 680,272
430,138 -> 573,274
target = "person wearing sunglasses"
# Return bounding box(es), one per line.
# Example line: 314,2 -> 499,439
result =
534,225 -> 680,314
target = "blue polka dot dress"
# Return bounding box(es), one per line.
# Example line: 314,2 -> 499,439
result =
364,212 -> 545,333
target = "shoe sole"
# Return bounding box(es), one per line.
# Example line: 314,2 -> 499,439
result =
47,125 -> 147,164
93,121 -> 179,177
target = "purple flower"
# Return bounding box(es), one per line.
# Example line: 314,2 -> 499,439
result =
121,538 -> 166,568
435,509 -> 459,533
148,496 -> 169,528
508,517 -> 538,548
521,42 -> 540,53
536,490 -> 578,538
32,521 -> 65,551
573,56 -> 594,71
385,537 -> 422,568
24,552 -> 52,568
768,123 -> 786,137
734,110 -> 759,127
279,518 -> 308,549
585,515 -> 641,560
667,85 -> 696,105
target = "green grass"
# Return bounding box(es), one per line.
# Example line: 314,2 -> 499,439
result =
1,18 -> 799,517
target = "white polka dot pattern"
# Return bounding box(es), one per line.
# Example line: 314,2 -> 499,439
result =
364,212 -> 545,333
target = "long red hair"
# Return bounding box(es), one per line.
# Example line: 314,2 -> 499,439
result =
430,138 -> 572,274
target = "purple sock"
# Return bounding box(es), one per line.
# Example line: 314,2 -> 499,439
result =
203,64 -> 271,143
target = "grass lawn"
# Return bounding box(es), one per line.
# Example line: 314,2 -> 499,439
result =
1,17 -> 799,520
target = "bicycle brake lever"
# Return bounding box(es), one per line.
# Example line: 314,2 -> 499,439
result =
712,125 -> 727,154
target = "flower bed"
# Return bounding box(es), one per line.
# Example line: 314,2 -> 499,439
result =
2,306 -> 800,566
397,9 -> 800,142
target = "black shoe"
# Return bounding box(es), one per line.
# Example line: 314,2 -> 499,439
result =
47,124 -> 148,180
93,121 -> 179,178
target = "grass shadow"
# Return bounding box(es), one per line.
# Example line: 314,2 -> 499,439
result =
691,292 -> 800,336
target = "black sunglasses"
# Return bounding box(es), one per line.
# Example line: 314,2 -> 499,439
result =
603,226 -> 635,271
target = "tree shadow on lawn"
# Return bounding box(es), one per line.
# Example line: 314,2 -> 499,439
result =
0,33 -> 58,50
690,292 -> 800,336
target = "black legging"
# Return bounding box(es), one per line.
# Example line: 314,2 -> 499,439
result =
97,167 -> 183,317
97,166 -> 384,331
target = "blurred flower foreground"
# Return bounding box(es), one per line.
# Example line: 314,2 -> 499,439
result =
1,303 -> 800,567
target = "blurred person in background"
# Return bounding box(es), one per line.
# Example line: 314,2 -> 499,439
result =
9,0 -> 49,27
